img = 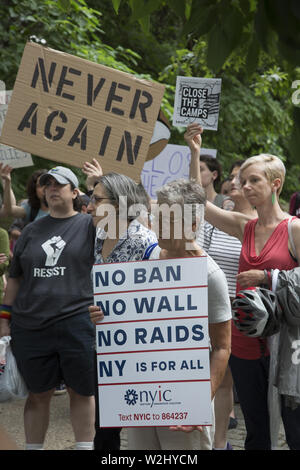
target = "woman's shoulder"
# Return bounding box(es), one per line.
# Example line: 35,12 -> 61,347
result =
128,220 -> 157,243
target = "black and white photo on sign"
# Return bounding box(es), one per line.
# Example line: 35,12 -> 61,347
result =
173,76 -> 222,131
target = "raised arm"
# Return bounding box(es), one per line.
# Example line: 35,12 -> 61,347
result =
0,229 -> 9,277
0,164 -> 26,218
184,124 -> 248,242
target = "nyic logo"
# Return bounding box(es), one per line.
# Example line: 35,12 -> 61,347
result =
124,385 -> 178,408
124,389 -> 138,405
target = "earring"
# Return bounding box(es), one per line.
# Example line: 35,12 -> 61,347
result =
272,191 -> 276,205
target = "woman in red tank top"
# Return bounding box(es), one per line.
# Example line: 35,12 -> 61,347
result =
185,123 -> 300,450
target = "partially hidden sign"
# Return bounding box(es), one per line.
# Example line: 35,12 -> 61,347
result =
141,143 -> 217,199
93,256 -> 212,428
0,91 -> 33,168
0,42 -> 165,180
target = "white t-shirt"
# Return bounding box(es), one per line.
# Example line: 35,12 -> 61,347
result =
149,246 -> 231,324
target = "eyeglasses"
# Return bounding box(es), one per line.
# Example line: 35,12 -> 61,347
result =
90,195 -> 110,205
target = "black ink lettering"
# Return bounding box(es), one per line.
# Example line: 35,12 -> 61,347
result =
87,74 -> 106,106
31,59 -> 57,92
17,102 -> 38,134
44,110 -> 67,141
98,126 -> 111,156
56,66 -> 81,101
116,131 -> 142,164
68,118 -> 87,150
105,82 -> 130,116
129,89 -> 153,122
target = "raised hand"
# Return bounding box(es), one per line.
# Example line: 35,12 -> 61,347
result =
184,123 -> 203,153
82,158 -> 103,190
0,163 -> 13,183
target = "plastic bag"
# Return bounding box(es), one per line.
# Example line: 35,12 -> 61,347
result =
0,336 -> 28,402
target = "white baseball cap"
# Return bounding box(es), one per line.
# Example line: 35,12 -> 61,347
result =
39,166 -> 79,188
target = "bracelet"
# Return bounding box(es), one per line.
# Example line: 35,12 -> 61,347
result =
0,304 -> 12,320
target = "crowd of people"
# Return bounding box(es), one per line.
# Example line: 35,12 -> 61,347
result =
0,121 -> 299,451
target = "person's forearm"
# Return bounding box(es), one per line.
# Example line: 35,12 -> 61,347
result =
2,178 -> 16,216
2,277 -> 21,306
0,231 -> 10,277
0,259 -> 9,277
189,147 -> 201,185
210,347 -> 231,400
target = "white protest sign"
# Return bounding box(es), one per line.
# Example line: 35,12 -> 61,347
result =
93,256 -> 212,428
173,76 -> 222,130
0,91 -> 33,168
141,143 -> 217,199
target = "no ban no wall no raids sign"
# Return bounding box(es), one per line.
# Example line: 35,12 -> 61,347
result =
173,76 -> 222,131
93,256 -> 212,428
0,42 -> 165,181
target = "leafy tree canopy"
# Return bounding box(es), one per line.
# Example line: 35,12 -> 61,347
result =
0,0 -> 299,205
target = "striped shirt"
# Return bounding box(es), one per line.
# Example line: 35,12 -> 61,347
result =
198,222 -> 241,298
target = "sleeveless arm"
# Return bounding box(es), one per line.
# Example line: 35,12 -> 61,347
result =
185,124 -> 249,242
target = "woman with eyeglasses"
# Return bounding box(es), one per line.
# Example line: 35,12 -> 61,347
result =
83,159 -> 157,451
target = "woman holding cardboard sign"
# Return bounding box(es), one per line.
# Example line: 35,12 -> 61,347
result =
185,122 -> 300,450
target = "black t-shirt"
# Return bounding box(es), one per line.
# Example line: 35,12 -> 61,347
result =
10,213 -> 96,330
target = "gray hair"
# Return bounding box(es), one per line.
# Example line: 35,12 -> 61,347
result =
95,172 -> 147,221
156,178 -> 206,225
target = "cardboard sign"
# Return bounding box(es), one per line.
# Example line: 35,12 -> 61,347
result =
141,143 -> 217,199
0,42 -> 165,180
0,91 -> 33,168
146,109 -> 171,162
93,256 -> 211,428
173,76 -> 221,130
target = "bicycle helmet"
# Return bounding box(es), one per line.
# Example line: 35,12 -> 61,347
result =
232,287 -> 282,338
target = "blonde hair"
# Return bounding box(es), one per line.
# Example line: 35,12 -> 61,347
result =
239,154 -> 286,195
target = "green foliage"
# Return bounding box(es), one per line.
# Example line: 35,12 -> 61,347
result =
0,0 -> 144,200
112,0 -> 300,72
0,0 -> 299,207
